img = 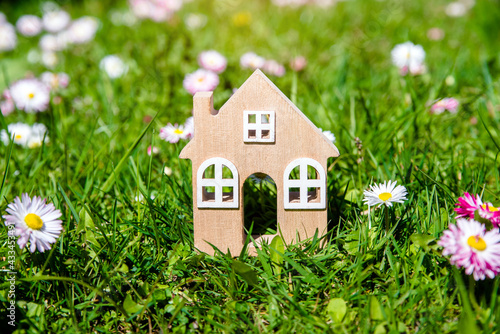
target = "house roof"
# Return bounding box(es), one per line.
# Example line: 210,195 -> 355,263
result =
180,69 -> 339,161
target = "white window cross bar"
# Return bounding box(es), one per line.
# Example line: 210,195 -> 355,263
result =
244,110 -> 275,143
283,158 -> 326,209
197,158 -> 239,208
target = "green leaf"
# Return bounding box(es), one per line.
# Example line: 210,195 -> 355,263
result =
327,298 -> 347,323
123,294 -> 143,315
117,263 -> 129,273
374,322 -> 387,334
410,234 -> 437,251
270,235 -> 284,275
370,296 -> 384,321
343,230 -> 360,255
77,207 -> 95,234
231,260 -> 259,286
344,189 -> 360,202
85,229 -> 101,247
26,302 -> 43,318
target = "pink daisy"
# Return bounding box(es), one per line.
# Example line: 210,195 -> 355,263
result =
10,78 -> 51,113
455,192 -> 482,219
290,56 -> 307,72
147,145 -> 159,155
40,72 -> 70,90
262,60 -> 286,77
478,203 -> 500,228
1,89 -> 14,116
438,219 -> 500,281
198,50 -> 227,74
455,192 -> 500,228
431,98 -> 459,114
182,69 -> 219,95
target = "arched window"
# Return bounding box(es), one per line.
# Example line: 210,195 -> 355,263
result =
197,158 -> 239,208
283,158 -> 326,209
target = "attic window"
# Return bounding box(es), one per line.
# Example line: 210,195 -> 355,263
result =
197,157 -> 239,209
244,111 -> 275,143
283,158 -> 326,209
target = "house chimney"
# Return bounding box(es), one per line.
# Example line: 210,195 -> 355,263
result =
194,92 -> 217,117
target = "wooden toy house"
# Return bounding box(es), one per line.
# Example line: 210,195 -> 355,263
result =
180,70 -> 339,255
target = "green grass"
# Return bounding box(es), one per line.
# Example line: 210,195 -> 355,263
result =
1,0 -> 500,332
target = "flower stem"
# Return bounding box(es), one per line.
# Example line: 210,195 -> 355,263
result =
468,274 -> 480,312
384,206 -> 389,235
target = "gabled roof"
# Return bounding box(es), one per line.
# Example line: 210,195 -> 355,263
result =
233,69 -> 339,156
180,69 -> 339,160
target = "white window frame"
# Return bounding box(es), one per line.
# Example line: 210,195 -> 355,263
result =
283,158 -> 326,209
243,110 -> 275,143
197,157 -> 239,208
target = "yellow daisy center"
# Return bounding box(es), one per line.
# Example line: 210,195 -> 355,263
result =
174,129 -> 184,135
481,204 -> 499,212
28,92 -> 35,99
24,213 -> 44,230
467,236 -> 487,251
29,141 -> 42,148
15,134 -> 22,140
405,51 -> 411,59
378,192 -> 392,201
197,77 -> 205,83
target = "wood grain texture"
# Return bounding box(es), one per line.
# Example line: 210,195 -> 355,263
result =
180,70 -> 339,255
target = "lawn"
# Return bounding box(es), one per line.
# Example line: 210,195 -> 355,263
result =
1,0 -> 500,332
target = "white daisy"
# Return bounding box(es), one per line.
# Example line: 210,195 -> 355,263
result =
3,193 -> 63,253
100,55 -> 128,79
41,51 -> 58,68
10,78 -> 51,113
159,123 -> 190,143
446,2 -> 468,17
391,42 -> 425,73
198,50 -> 227,74
0,23 -> 17,52
66,16 -> 99,44
184,13 -> 207,30
130,0 -> 153,19
39,33 -> 68,52
42,10 -> 71,33
319,128 -> 336,143
183,116 -> 194,139
1,122 -> 33,147
240,52 -> 266,70
164,166 -> 172,176
16,15 -> 43,37
363,180 -> 408,208
27,123 -> 49,148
